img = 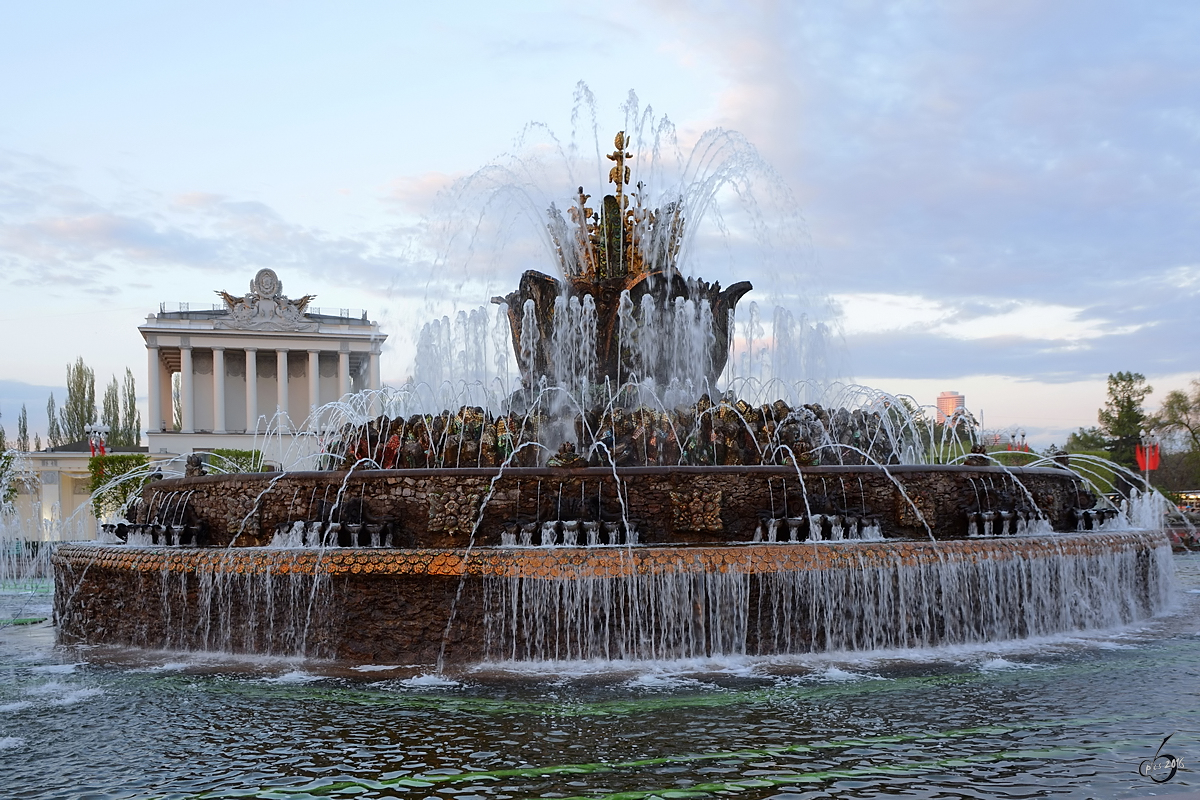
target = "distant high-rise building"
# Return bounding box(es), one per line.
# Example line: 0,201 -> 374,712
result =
936,391 -> 965,423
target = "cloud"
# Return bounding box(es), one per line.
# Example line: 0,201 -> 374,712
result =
641,0 -> 1200,388
835,293 -> 1149,343
0,149 -> 426,295
385,172 -> 463,215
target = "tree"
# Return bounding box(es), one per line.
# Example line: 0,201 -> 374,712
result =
1066,426 -> 1106,452
33,433 -> 42,452
0,409 -> 11,507
97,369 -> 141,447
1097,371 -> 1152,469
88,453 -> 150,519
17,404 -> 29,452
121,368 -> 141,447
207,448 -> 265,473
60,357 -> 96,444
0,451 -> 13,506
101,375 -> 121,443
1154,378 -> 1200,453
1153,450 -> 1200,492
46,393 -> 63,448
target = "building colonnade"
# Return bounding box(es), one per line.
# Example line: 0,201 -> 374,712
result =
146,343 -> 380,434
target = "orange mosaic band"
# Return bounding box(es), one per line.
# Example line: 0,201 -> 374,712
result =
52,531 -> 1167,580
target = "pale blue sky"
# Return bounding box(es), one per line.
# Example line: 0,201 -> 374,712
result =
1,1 -> 1197,447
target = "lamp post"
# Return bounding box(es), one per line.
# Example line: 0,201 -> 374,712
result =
84,423 -> 110,457
1139,429 -> 1160,491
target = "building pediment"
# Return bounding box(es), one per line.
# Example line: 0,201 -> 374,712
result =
213,268 -> 319,332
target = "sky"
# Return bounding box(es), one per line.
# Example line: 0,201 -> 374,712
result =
1,0 -> 1197,448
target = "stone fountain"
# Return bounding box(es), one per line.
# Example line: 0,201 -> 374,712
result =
53,133 -> 1174,666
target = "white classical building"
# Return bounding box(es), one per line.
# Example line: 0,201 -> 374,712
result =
140,268 -> 386,464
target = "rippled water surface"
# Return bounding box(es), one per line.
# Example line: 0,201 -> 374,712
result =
2,555 -> 1198,800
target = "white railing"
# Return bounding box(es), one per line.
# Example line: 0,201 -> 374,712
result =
307,307 -> 367,320
159,302 -> 223,314
157,303 -> 367,320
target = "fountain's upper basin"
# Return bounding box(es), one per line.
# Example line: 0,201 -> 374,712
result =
133,464 -> 1094,548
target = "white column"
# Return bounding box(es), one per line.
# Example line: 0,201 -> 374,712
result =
212,347 -> 226,434
147,346 -> 161,435
276,348 -> 290,430
180,345 -> 194,433
308,349 -> 320,430
338,349 -> 351,398
245,348 -> 258,434
369,347 -> 382,416
160,359 -> 172,432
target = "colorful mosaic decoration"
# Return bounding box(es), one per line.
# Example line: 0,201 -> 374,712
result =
53,531 -> 1166,581
670,489 -> 723,531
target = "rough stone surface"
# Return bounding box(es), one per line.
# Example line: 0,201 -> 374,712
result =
133,465 -> 1094,547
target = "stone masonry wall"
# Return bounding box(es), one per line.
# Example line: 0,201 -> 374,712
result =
135,465 -> 1094,547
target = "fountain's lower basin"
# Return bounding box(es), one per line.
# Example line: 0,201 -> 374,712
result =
53,530 -> 1173,664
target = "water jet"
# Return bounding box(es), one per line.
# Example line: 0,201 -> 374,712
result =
52,131 -> 1175,666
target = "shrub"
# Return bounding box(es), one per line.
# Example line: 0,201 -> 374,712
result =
88,454 -> 151,519
206,448 -> 265,473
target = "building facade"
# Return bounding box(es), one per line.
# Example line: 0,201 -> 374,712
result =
936,391 -> 966,424
4,268 -> 385,540
9,443 -> 148,540
140,268 -> 386,464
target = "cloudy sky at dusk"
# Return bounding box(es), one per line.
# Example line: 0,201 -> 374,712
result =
1,1 -> 1197,447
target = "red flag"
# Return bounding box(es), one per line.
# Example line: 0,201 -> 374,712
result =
1135,443 -> 1160,471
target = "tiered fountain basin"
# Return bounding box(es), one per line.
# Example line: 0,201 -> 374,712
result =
52,465 -> 1175,664
105,464 -> 1095,547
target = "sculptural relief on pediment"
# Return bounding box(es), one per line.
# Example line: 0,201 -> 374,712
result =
214,269 -> 319,331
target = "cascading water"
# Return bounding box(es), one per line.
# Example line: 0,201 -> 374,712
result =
147,553 -> 333,656
484,569 -> 752,662
483,536 -> 1175,662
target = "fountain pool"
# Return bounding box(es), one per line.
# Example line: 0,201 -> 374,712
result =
3,555 -> 1197,799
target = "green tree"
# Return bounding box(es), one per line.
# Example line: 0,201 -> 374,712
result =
101,375 -> 121,443
1154,378 -> 1200,453
16,404 -> 29,452
33,433 -> 42,452
46,393 -> 63,448
60,357 -> 96,444
1097,371 -> 1152,469
88,453 -> 150,519
207,448 -> 265,473
0,451 -> 13,506
120,368 -> 141,447
1066,426 -> 1106,452
96,368 -> 141,447
0,409 -> 11,507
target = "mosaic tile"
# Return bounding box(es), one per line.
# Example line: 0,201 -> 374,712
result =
52,532 -> 1168,580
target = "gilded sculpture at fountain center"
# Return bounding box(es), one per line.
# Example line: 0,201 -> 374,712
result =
494,132 -> 752,390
